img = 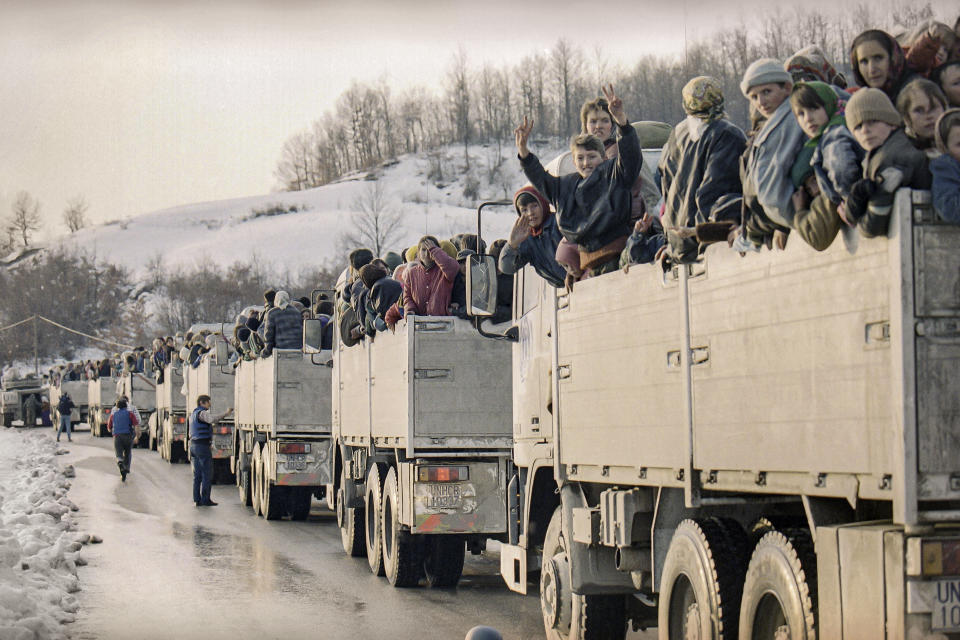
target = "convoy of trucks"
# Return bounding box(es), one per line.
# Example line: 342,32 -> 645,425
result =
87,376 -> 117,437
24,186 -> 960,638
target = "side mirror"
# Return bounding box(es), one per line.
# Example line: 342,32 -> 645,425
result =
214,340 -> 229,365
303,318 -> 324,354
465,254 -> 498,318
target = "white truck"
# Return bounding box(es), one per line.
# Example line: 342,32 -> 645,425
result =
87,376 -> 117,437
118,371 -> 156,448
232,349 -> 332,521
465,189 -> 960,639
321,310 -> 513,588
154,363 -> 187,463
49,379 -> 88,427
183,349 -> 236,482
1,378 -> 45,427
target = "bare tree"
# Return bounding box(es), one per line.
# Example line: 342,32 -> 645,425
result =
337,181 -> 404,256
62,195 -> 89,233
446,48 -> 472,170
8,191 -> 42,248
550,38 -> 584,138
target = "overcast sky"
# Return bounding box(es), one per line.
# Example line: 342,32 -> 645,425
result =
0,0 -> 954,237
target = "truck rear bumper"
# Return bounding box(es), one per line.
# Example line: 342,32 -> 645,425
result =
410,460 -> 507,534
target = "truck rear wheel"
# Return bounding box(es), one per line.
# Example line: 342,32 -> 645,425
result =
365,463 -> 387,576
658,518 -> 746,640
288,487 -> 312,521
260,451 -> 283,520
423,535 -> 465,588
738,529 -> 816,640
381,466 -> 420,587
251,445 -> 263,516
540,507 -> 626,640
338,465 -> 366,557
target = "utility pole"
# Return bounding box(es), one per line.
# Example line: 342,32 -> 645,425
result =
33,315 -> 38,378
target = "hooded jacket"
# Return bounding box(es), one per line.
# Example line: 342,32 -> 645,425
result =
498,186 -> 566,288
520,122 -> 642,253
743,98 -> 806,231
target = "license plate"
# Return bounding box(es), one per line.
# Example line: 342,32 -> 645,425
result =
424,483 -> 462,509
933,579 -> 960,631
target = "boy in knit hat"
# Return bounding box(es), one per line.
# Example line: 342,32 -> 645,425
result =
842,87 -> 931,237
738,58 -> 806,250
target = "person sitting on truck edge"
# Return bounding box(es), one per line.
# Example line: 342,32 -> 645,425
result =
400,235 -> 459,321
580,95 -> 662,224
448,248 -> 476,318
189,394 -> 233,507
107,398 -> 139,482
788,80 -> 864,251
931,108 -> 960,222
356,261 -> 390,336
498,186 -> 565,288
850,30 -> 917,104
262,290 -> 304,357
56,392 -> 75,442
736,58 -> 805,251
841,87 -> 932,237
897,78 -> 948,156
657,75 -> 746,263
516,84 -> 641,277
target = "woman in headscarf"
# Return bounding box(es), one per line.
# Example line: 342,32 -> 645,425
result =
785,45 -> 847,88
850,29 -> 917,102
656,76 -> 748,262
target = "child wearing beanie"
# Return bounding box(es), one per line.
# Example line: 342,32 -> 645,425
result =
788,81 -> 864,251
842,88 -> 932,237
931,109 -> 960,222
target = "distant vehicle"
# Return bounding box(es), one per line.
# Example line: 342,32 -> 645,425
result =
154,362 -> 187,463
49,379 -> 89,427
1,377 -> 45,428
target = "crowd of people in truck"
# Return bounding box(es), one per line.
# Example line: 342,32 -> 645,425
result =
330,19 -> 960,337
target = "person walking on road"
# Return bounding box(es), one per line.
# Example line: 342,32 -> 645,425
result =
189,394 -> 233,507
56,392 -> 75,442
106,398 -> 139,482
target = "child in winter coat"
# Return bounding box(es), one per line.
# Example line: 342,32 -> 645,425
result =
931,109 -> 960,222
788,81 -> 864,250
896,78 -> 948,156
841,88 -> 932,237
739,59 -> 805,250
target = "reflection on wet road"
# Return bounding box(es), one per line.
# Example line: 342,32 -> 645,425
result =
65,433 -> 550,640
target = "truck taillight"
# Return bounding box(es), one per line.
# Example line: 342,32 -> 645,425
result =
923,540 -> 960,576
215,426 -> 231,435
103,409 -> 110,415
417,465 -> 469,483
278,443 -> 310,454
177,417 -> 185,424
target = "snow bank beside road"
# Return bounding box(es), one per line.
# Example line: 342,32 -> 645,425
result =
0,430 -> 90,640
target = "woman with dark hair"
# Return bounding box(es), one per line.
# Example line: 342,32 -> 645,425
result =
850,29 -> 917,102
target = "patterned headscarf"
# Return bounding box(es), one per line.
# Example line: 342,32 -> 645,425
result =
682,76 -> 725,123
850,30 -> 909,100
786,45 -> 847,88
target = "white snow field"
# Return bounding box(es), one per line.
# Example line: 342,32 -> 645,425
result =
0,428 -> 91,640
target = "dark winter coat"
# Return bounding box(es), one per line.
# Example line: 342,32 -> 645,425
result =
812,123 -> 864,204
659,117 -> 746,261
498,209 -> 566,288
932,153 -> 960,223
264,304 -> 303,353
857,128 -> 931,237
371,278 -> 403,320
57,395 -> 75,414
520,122 -> 642,252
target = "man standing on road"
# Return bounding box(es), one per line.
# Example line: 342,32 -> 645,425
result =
189,394 -> 233,507
56,392 -> 75,442
106,398 -> 139,482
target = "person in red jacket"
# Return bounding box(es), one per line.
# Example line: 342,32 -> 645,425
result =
401,235 -> 459,320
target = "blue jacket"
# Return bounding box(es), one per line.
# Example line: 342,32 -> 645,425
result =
498,213 -> 566,288
932,154 -> 960,223
189,407 -> 212,441
812,124 -> 864,205
264,305 -> 303,353
57,396 -> 75,414
110,408 -> 134,435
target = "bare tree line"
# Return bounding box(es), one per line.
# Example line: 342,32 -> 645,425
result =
275,1 -> 942,192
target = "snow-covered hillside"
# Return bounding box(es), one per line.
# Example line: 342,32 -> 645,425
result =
52,143 -> 565,278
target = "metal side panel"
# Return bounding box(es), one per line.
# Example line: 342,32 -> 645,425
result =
253,357 -> 272,426
339,339 -> 372,441
206,365 -> 234,414
411,317 -> 512,440
556,265 -> 685,470
234,360 -> 255,427
273,350 -> 331,431
369,322 -> 410,441
61,381 -> 87,405
689,228 -> 895,476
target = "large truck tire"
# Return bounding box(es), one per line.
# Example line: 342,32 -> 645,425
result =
658,518 -> 747,640
288,487 -> 312,521
381,466 -> 420,587
3,413 -> 11,428
237,468 -> 252,507
365,463 -> 387,576
259,449 -> 283,520
423,535 -> 465,588
337,465 -> 366,557
540,507 -> 626,640
251,444 -> 263,516
738,529 -> 817,640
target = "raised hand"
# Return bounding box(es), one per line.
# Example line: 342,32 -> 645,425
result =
601,84 -> 627,126
514,116 -> 534,159
508,216 -> 531,249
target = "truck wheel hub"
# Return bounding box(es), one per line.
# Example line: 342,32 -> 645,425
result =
684,603 -> 702,640
336,487 -> 346,528
540,552 -> 571,632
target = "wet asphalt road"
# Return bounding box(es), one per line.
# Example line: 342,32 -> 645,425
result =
61,428 -> 548,640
